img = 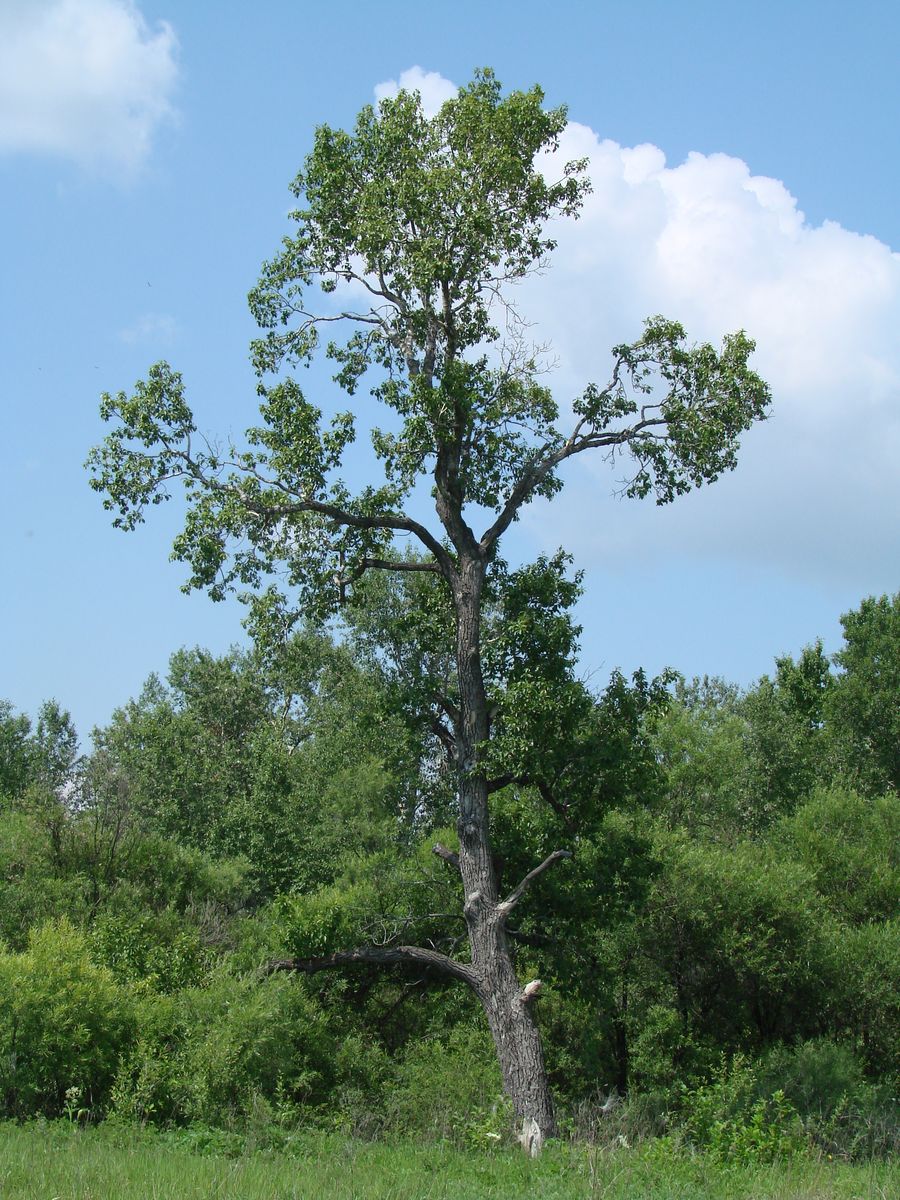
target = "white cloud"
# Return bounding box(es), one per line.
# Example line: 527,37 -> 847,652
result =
118,312 -> 177,345
0,0 -> 178,176
375,70 -> 899,587
519,124 -> 900,585
374,66 -> 457,118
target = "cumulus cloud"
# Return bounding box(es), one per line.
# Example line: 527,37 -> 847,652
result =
519,123 -> 900,585
374,70 -> 900,587
374,66 -> 457,118
0,0 -> 178,176
118,312 -> 177,345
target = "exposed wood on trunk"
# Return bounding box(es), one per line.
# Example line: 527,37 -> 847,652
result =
448,550 -> 559,1143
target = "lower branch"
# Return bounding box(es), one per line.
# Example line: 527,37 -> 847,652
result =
267,943 -> 477,987
347,557 -> 442,580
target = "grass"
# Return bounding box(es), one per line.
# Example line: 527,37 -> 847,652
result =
1,1120 -> 896,1200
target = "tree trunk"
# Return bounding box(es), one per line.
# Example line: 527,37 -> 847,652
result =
476,931 -> 556,1153
453,555 -> 557,1151
273,552 -> 561,1153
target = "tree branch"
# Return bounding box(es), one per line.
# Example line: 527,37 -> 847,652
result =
267,944 -> 477,986
535,780 -> 577,835
478,411 -> 666,555
428,717 -> 456,761
123,427 -> 457,580
234,492 -> 453,574
485,776 -> 576,836
432,843 -> 460,870
496,850 -> 572,919
345,556 -> 443,580
433,688 -> 459,721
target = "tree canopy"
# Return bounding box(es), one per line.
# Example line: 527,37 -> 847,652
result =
88,70 -> 769,634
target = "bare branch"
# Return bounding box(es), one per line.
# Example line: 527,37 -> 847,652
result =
266,944 -> 476,986
345,556 -> 442,579
433,691 -> 460,727
496,850 -> 572,919
294,308 -> 385,328
428,717 -> 456,761
432,843 -> 460,870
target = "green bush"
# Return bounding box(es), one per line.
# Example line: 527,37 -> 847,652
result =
111,970 -> 336,1128
627,1004 -> 711,1092
107,992 -> 184,1125
0,812 -> 88,949
0,919 -> 135,1117
809,1087 -> 900,1161
90,907 -> 213,993
680,1055 -> 806,1163
325,1031 -> 393,1136
384,1021 -> 505,1143
759,1039 -> 865,1118
834,920 -> 900,1079
759,1039 -> 899,1160
778,788 -> 899,924
637,835 -> 832,1056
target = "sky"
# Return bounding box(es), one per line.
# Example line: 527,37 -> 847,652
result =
1,0 -> 898,743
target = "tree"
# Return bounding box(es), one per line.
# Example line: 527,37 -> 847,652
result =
87,70 -> 770,1145
827,593 -> 899,795
0,699 -> 78,806
0,701 -> 33,803
93,640 -> 411,897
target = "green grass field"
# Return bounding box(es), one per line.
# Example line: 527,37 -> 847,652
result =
0,1122 -> 895,1200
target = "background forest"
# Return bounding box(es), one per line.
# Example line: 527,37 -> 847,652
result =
1,590 -> 897,1160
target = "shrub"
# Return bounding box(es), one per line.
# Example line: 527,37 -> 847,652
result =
834,920 -> 900,1078
0,811 -> 88,949
111,969 -> 336,1128
760,1039 -> 899,1160
90,907 -> 213,993
384,1021 -> 505,1144
778,788 -> 899,924
809,1086 -> 900,1161
0,919 -> 135,1117
627,1003 -> 712,1092
679,1054 -> 806,1163
759,1039 -> 864,1118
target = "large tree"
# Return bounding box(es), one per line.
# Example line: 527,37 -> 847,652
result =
88,70 -> 770,1147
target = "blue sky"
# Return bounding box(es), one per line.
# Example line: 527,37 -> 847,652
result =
2,0 -> 898,743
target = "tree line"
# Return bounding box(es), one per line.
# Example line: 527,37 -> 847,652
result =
0,591 -> 897,1155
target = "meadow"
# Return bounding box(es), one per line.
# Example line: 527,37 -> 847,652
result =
1,1121 -> 896,1200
